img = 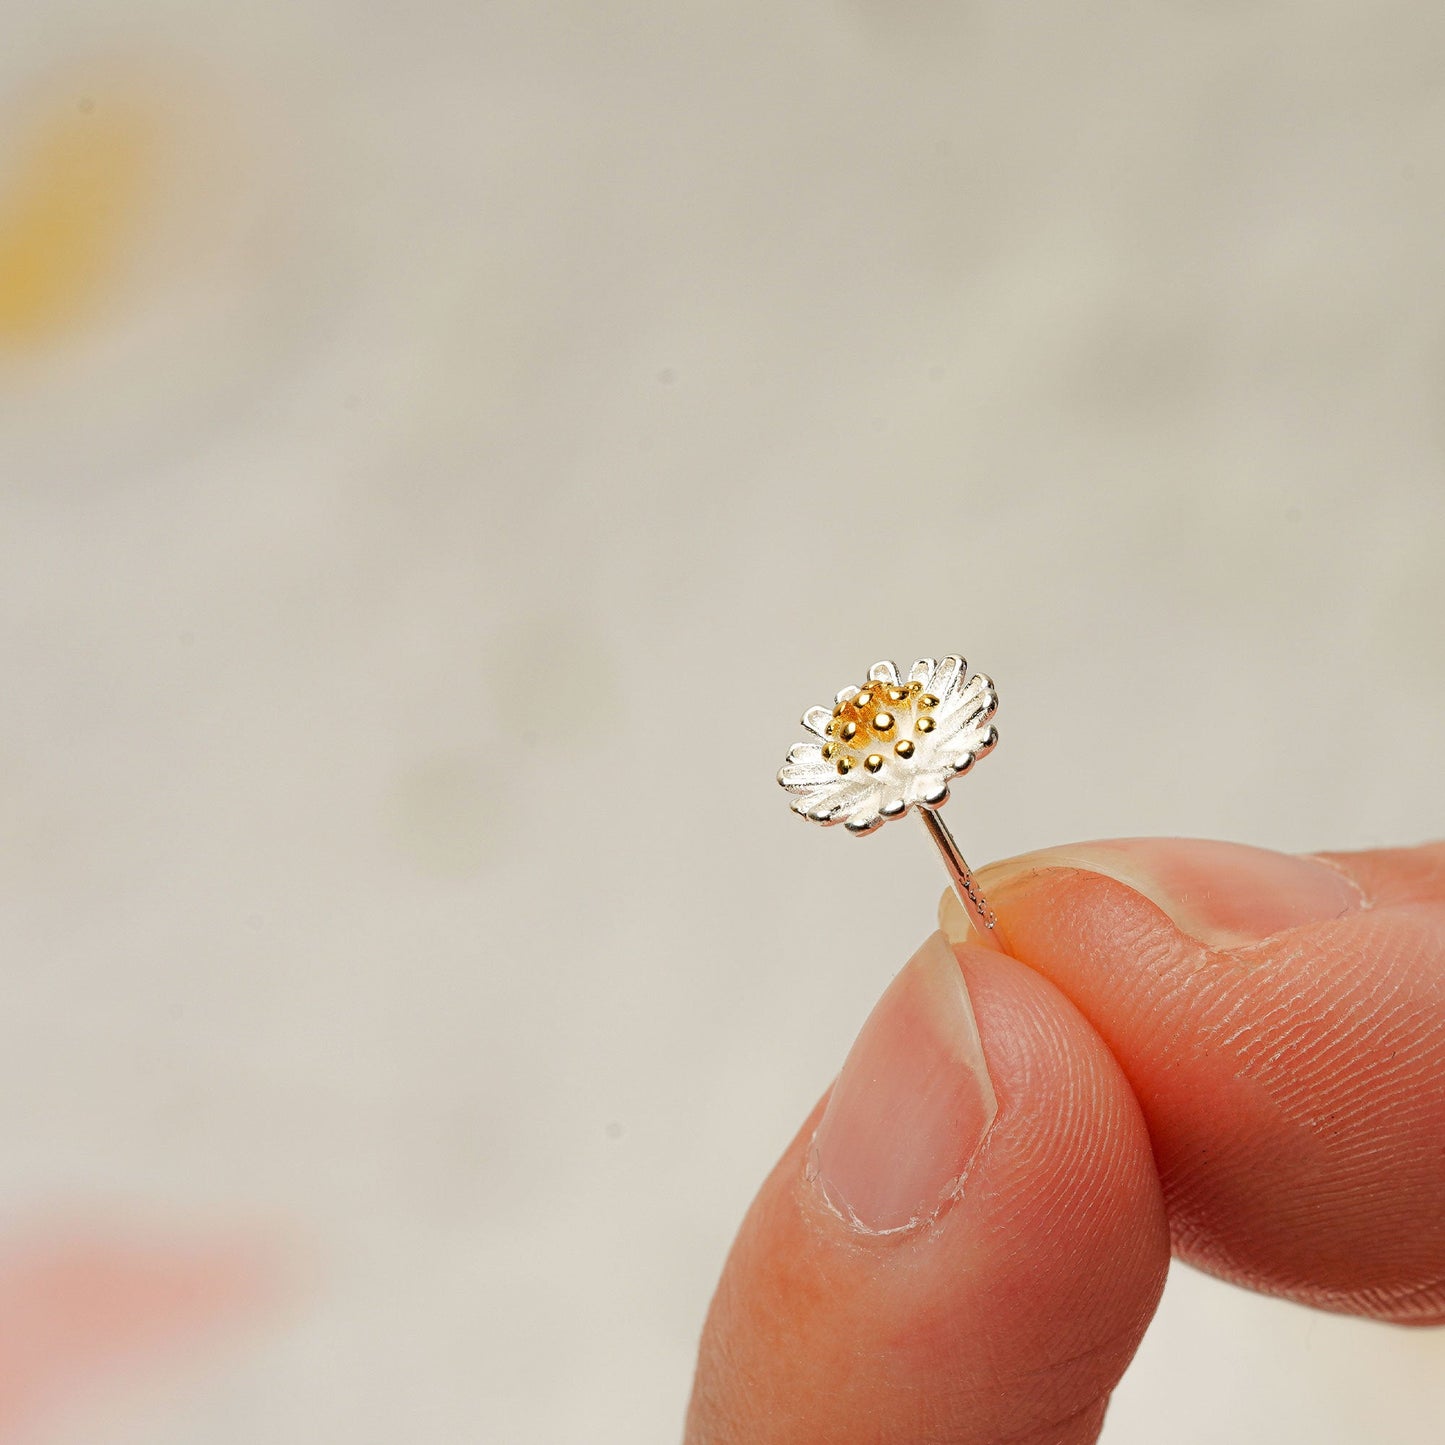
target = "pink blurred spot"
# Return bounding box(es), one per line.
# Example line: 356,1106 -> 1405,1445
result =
0,1223 -> 278,1440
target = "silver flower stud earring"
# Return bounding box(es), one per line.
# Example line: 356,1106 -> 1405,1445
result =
777,656 -> 1003,948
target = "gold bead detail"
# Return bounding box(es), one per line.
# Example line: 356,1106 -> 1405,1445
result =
821,743 -> 835,760
836,756 -> 853,775
856,689 -> 874,707
887,687 -> 906,702
872,712 -> 894,733
920,693 -> 939,708
864,753 -> 883,773
916,716 -> 936,733
894,738 -> 914,758
841,721 -> 857,741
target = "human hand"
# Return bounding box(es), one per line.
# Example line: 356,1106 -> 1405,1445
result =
685,839 -> 1445,1443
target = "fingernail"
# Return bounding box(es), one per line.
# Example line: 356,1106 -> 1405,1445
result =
937,888 -> 982,948
944,838 -> 1365,949
809,932 -> 997,1235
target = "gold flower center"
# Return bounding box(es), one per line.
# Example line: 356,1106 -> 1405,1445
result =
822,680 -> 939,774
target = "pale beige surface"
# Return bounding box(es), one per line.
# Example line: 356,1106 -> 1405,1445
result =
1,3 -> 1443,1441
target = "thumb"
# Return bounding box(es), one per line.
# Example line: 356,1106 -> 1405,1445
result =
685,933 -> 1168,1445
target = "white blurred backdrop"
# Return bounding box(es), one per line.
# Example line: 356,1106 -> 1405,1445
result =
0,2 -> 1442,1441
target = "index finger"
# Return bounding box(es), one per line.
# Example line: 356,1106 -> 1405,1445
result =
946,838 -> 1445,1322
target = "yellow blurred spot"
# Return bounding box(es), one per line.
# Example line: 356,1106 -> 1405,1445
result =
0,95 -> 157,348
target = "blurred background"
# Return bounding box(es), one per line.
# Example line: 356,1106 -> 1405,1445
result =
1,2 -> 1443,1441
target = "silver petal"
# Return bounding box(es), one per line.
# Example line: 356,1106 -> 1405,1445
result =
778,760 -> 837,791
930,655 -> 965,702
805,775 -> 874,823
937,671 -> 997,724
792,788 -> 839,819
905,770 -> 951,808
843,787 -> 884,834
800,706 -> 833,740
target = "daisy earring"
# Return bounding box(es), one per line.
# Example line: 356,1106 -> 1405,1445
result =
777,656 -> 1005,950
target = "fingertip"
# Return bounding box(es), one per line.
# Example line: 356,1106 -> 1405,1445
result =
978,837 -> 1365,949
1313,839 -> 1445,908
973,837 -> 1445,1321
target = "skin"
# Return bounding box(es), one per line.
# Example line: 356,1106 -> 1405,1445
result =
685,839 -> 1445,1444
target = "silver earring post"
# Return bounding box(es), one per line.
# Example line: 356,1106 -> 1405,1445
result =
918,806 -> 1004,952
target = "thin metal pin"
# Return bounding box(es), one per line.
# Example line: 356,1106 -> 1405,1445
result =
918,807 -> 1005,953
